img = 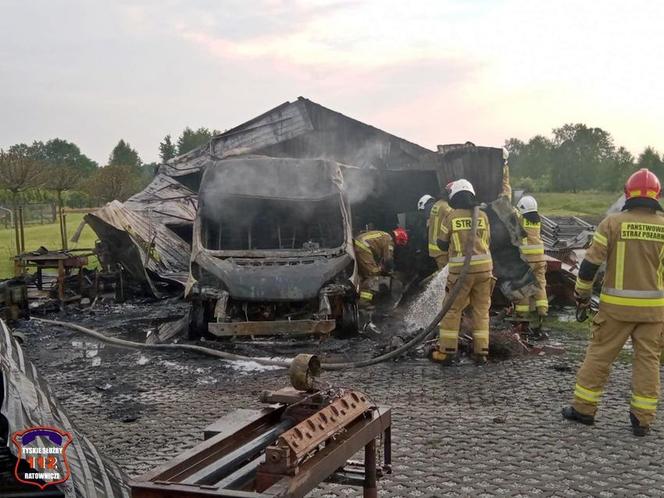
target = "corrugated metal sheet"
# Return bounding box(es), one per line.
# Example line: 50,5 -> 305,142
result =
86,201 -> 190,291
0,320 -> 129,497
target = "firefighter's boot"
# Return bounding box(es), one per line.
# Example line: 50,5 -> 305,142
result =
630,412 -> 650,437
358,308 -> 381,336
561,406 -> 595,426
472,353 -> 488,366
430,347 -> 456,366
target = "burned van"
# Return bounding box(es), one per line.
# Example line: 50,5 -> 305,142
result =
186,156 -> 358,338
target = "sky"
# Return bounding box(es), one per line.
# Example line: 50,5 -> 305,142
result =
1,0 -> 663,165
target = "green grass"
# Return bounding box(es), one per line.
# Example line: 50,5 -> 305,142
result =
545,316 -> 592,337
0,212 -> 99,278
535,191 -> 620,220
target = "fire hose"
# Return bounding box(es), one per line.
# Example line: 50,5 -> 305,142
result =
31,207 -> 480,371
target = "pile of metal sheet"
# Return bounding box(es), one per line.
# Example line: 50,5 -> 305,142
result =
541,215 -> 594,252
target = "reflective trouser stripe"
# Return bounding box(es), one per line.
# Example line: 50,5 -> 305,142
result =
359,291 -> 373,301
440,330 -> 459,338
439,329 -> 459,352
520,244 -> 545,255
515,304 -> 530,313
535,299 -> 549,308
615,241 -> 625,290
574,384 -> 603,404
448,254 -> 492,267
473,329 -> 489,354
631,394 -> 658,412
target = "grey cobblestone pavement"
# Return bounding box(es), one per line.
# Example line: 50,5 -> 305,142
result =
15,307 -> 664,497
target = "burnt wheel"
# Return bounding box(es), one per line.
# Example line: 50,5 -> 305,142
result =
335,301 -> 359,338
188,300 -> 209,340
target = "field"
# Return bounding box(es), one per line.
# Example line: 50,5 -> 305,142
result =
0,212 -> 99,278
534,191 -> 619,219
0,191 -> 618,278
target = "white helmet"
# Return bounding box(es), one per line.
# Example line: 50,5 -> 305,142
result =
417,194 -> 434,211
446,179 -> 476,200
516,195 -> 538,214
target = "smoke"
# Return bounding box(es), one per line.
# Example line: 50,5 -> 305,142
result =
403,267 -> 449,329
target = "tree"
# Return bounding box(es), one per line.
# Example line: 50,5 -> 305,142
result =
176,127 -> 219,155
109,139 -> 141,168
82,165 -> 142,205
44,164 -> 81,249
505,135 -> 555,190
603,147 -> 635,191
636,147 -> 664,180
0,149 -> 46,253
9,139 -> 97,176
159,135 -> 177,162
550,124 -> 616,192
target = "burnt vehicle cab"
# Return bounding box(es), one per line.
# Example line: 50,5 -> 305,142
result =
186,156 -> 358,338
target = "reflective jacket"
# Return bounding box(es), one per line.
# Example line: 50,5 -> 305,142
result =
575,207 -> 664,321
516,213 -> 545,263
437,208 -> 492,274
428,200 -> 452,258
353,230 -> 393,266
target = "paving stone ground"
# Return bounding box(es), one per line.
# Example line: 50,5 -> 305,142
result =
16,305 -> 664,497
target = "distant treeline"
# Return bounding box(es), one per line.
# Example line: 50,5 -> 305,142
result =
505,123 -> 662,193
0,127 -> 219,209
3,122 -> 657,211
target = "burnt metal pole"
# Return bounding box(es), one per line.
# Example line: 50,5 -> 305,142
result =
363,438 -> 377,498
182,418 -> 295,486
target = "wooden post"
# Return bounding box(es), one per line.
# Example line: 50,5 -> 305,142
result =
62,212 -> 68,250
18,207 -> 25,254
57,260 -> 65,302
13,202 -> 20,257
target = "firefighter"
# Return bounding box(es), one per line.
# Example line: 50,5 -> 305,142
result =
433,179 -> 493,365
513,195 -> 548,320
353,228 -> 409,327
562,168 -> 664,437
418,194 -> 452,269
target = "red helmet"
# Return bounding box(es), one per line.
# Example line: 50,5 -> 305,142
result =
625,168 -> 661,200
392,227 -> 409,246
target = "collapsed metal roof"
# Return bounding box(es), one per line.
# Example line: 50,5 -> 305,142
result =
84,97 -> 507,292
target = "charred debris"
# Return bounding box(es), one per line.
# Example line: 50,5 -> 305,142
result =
4,97 -> 594,337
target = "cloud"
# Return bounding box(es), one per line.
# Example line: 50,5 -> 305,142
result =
0,0 -> 663,164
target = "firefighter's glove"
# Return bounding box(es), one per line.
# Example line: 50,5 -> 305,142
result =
575,291 -> 590,307
575,292 -> 590,322
383,259 -> 395,274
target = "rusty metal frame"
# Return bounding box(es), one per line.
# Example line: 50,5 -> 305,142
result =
130,404 -> 391,498
208,320 -> 335,337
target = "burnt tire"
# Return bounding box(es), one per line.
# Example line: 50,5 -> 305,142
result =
188,300 -> 208,340
335,301 -> 359,338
